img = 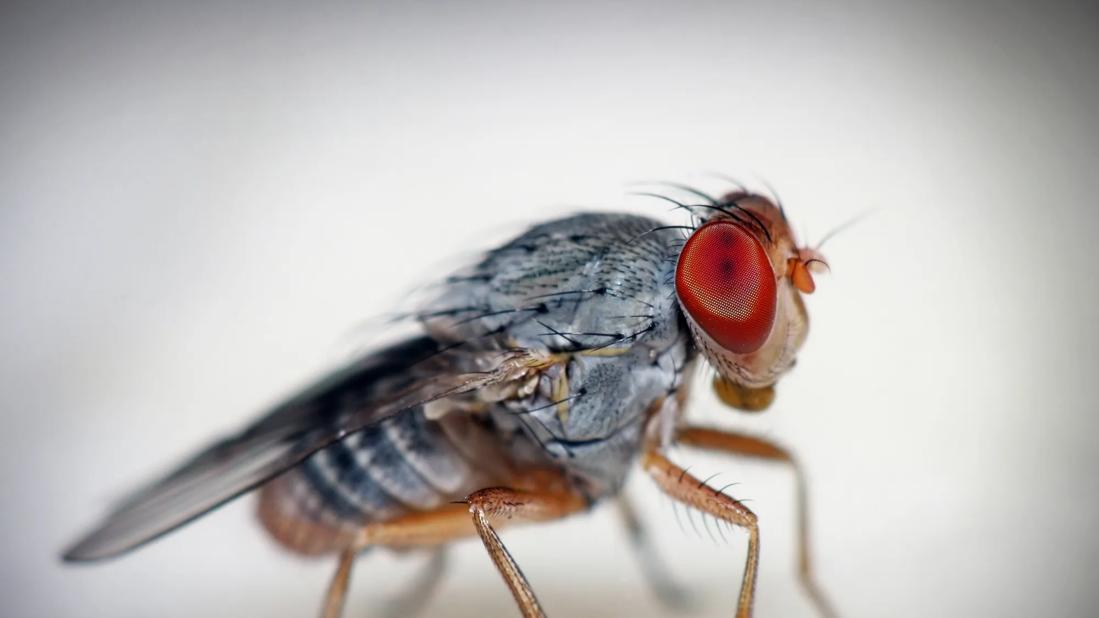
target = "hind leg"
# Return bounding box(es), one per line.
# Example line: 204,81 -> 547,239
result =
320,546 -> 448,618
311,504 -> 471,618
320,544 -> 364,618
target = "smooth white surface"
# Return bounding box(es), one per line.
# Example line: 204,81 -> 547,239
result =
2,2 -> 1097,617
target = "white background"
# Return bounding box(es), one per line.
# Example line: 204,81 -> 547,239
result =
3,2 -> 1097,617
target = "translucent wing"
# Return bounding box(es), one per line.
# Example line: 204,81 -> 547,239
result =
62,336 -> 538,561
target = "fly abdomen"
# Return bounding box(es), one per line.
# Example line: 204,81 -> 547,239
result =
257,408 -> 494,555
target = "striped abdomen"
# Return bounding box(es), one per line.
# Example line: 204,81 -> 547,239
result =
258,407 -> 514,555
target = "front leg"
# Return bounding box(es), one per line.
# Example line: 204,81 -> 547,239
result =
677,427 -> 837,618
643,448 -> 761,618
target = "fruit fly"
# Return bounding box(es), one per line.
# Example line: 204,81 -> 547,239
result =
63,184 -> 835,618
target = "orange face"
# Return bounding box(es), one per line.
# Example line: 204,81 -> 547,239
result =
674,192 -> 823,394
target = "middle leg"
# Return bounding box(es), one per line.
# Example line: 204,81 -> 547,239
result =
348,483 -> 587,618
466,486 -> 588,618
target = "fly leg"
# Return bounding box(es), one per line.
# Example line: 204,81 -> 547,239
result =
380,549 -> 448,618
313,503 -> 485,618
677,427 -> 837,618
465,486 -> 588,618
616,493 -> 695,609
320,545 -> 447,618
643,447 -> 760,618
320,544 -> 364,618
329,473 -> 584,618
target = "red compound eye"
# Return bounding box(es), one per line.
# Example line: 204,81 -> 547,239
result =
675,221 -> 777,354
